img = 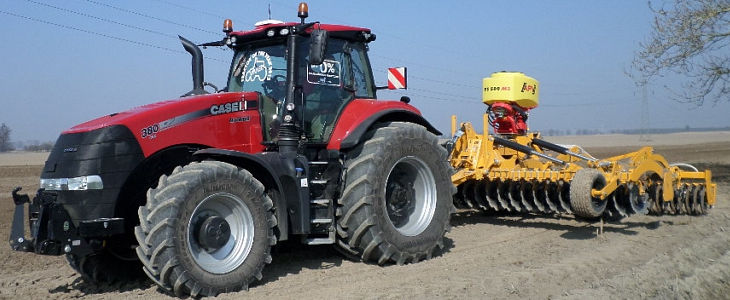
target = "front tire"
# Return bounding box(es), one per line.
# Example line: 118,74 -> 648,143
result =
336,122 -> 455,265
135,161 -> 276,297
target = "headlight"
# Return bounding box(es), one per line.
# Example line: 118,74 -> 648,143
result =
41,175 -> 104,191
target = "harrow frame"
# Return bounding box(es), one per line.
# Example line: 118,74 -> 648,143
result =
449,116 -> 716,219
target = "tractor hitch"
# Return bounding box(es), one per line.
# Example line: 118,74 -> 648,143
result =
9,187 -> 125,256
10,187 -> 33,252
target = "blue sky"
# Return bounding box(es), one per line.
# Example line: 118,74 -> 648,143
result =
1,0 -> 728,143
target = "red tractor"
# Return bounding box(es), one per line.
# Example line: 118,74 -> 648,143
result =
9,3 -> 454,297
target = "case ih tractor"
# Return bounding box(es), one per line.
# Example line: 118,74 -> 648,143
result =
10,3 -> 454,297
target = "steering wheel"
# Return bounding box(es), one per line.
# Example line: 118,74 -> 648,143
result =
262,75 -> 287,101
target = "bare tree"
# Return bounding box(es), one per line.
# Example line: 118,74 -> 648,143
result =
631,0 -> 730,105
0,123 -> 13,152
24,141 -> 54,152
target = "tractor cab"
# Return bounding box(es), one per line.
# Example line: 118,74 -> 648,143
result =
222,16 -> 377,145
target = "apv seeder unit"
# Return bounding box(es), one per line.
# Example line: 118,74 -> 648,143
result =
449,72 -> 716,219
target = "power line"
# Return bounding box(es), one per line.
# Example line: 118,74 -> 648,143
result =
111,0 -> 490,90
410,75 -> 480,89
0,9 -> 227,63
539,101 -> 628,108
404,92 -> 482,104
377,88 -> 483,105
149,0 -> 259,27
372,65 -> 480,89
25,0 -> 177,39
371,53 -> 484,78
81,0 -> 220,36
407,87 -> 475,100
150,0 -> 226,19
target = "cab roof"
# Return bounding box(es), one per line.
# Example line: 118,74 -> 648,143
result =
229,22 -> 375,44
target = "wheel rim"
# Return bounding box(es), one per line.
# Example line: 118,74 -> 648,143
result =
384,156 -> 437,237
187,192 -> 254,274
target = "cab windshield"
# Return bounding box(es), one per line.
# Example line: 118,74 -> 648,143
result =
228,41 -> 287,141
227,36 -> 375,142
228,42 -> 288,101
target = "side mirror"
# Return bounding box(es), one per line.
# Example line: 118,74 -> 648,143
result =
309,29 -> 328,65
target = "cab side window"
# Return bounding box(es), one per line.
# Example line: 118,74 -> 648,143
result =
302,39 -> 350,142
349,43 -> 375,98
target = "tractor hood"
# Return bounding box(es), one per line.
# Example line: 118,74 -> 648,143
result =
63,91 -> 263,157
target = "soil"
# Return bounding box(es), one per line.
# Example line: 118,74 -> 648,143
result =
1,134 -> 729,299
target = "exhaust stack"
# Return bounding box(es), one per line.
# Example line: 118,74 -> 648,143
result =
179,36 -> 207,97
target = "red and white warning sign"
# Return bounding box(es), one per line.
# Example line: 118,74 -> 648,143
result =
387,67 -> 407,90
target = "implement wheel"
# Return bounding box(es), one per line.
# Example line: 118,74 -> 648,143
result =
569,169 -> 607,218
135,161 -> 276,297
336,122 -> 454,265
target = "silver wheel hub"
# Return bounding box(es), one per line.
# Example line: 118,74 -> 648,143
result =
384,156 -> 437,236
187,192 -> 254,274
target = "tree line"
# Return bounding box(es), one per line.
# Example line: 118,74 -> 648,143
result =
0,123 -> 54,152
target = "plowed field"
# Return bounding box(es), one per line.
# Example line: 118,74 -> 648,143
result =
1,133 -> 728,299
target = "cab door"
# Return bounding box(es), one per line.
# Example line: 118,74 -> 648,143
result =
302,39 -> 375,143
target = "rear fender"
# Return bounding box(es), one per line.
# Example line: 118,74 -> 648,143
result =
328,102 -> 441,150
192,148 -> 289,241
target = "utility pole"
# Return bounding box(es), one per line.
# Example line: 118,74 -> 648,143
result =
639,85 -> 652,142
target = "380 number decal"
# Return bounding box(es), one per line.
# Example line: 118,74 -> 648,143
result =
141,124 -> 159,139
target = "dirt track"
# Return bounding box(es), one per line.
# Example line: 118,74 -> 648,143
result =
0,134 -> 729,299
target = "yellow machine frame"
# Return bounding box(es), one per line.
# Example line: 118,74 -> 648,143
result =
449,115 -> 716,209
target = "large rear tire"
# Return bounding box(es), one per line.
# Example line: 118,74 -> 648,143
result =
335,122 -> 455,265
135,161 -> 276,297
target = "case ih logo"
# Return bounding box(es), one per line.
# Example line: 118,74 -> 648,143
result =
210,101 -> 245,115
